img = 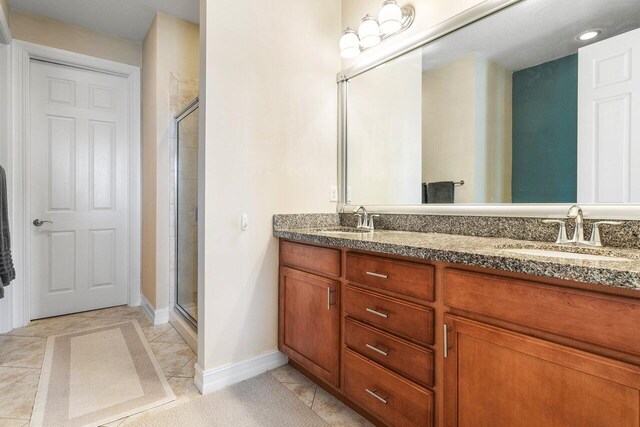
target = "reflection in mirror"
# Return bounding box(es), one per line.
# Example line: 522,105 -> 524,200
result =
345,0 -> 640,206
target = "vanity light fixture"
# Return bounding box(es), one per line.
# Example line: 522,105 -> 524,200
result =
578,29 -> 601,41
379,0 -> 404,34
340,28 -> 361,59
359,15 -> 382,48
340,1 -> 415,59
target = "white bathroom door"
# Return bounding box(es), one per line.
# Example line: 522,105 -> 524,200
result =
578,28 -> 640,203
29,60 -> 130,319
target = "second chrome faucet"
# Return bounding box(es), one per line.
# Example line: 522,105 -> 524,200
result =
353,206 -> 379,231
544,205 -> 621,248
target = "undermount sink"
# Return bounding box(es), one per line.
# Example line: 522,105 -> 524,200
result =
504,248 -> 631,262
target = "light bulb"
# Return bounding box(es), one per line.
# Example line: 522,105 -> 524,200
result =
339,28 -> 361,59
358,15 -> 381,49
379,0 -> 403,35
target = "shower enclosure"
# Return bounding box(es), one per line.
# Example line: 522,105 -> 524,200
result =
174,98 -> 199,327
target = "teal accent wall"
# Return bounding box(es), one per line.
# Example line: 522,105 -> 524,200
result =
512,54 -> 578,203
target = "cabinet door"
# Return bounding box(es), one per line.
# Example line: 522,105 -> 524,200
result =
279,267 -> 340,386
443,315 -> 640,427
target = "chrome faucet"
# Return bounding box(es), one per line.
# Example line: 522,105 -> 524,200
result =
566,204 -> 585,244
353,206 -> 379,231
543,204 -> 622,247
587,221 -> 623,247
541,219 -> 570,245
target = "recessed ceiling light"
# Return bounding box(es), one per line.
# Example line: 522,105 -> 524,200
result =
578,30 -> 602,41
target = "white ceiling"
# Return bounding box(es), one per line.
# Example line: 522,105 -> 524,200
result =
8,0 -> 199,41
421,0 -> 640,72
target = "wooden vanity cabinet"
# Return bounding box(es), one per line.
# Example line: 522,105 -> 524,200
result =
443,268 -> 640,427
278,239 -> 640,427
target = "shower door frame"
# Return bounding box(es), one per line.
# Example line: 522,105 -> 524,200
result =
174,97 -> 199,329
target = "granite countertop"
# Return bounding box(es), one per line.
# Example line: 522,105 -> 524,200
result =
273,226 -> 640,291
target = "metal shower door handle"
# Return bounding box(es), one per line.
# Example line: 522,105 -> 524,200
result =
33,219 -> 53,227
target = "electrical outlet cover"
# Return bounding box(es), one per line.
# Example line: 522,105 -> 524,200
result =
330,186 -> 338,202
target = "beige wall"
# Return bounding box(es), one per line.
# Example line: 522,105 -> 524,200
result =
199,0 -> 340,376
9,10 -> 141,66
422,53 -> 512,203
155,13 -> 199,312
141,18 -> 159,307
141,13 -> 199,309
341,0 -> 485,68
475,55 -> 512,203
348,49 -> 423,205
422,55 -> 477,203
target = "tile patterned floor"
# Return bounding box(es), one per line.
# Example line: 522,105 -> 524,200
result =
0,306 -> 199,427
270,365 -> 373,427
0,306 -> 370,427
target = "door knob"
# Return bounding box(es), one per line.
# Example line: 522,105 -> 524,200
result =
33,219 -> 53,227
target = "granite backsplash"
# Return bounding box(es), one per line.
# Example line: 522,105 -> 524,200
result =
273,213 -> 640,250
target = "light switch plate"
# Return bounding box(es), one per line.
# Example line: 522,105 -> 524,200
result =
330,186 -> 338,202
241,213 -> 249,231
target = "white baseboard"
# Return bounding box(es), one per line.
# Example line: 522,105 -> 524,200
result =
195,350 -> 288,395
141,294 -> 170,325
169,310 -> 197,352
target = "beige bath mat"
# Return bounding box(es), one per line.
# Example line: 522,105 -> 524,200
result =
31,320 -> 175,427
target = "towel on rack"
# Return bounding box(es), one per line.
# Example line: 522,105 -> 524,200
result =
0,166 -> 15,299
427,181 -> 455,204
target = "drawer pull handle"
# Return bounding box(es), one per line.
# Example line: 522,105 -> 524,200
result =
366,388 -> 388,404
366,308 -> 389,318
327,287 -> 335,310
366,344 -> 389,356
444,324 -> 452,358
366,271 -> 388,279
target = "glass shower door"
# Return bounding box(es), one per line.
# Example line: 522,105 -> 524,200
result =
175,100 -> 199,326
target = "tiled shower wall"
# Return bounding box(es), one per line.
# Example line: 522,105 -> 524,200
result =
169,72 -> 199,312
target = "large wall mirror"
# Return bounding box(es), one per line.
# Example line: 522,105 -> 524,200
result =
343,0 -> 640,207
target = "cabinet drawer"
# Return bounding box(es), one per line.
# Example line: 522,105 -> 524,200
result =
280,241 -> 341,277
345,318 -> 434,388
345,286 -> 434,345
347,253 -> 434,302
343,349 -> 434,427
444,269 -> 640,356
